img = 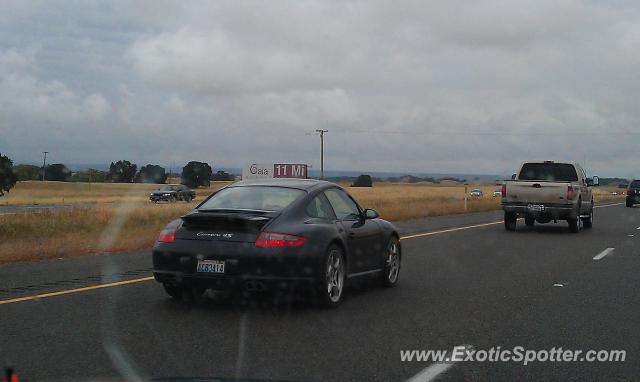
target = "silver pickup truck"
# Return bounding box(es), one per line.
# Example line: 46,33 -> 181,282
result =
501,161 -> 599,233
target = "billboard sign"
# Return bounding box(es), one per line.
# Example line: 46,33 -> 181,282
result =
243,163 -> 308,180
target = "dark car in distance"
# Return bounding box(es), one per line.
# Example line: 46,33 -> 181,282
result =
150,184 -> 196,203
626,180 -> 640,207
152,178 -> 401,307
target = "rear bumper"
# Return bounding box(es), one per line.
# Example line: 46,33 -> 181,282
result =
627,196 -> 640,205
153,271 -> 315,290
502,202 -> 578,220
152,241 -> 323,289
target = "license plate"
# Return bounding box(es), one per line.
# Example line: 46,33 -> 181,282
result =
196,260 -> 225,274
527,204 -> 545,212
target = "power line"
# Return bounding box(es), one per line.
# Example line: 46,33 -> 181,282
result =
331,128 -> 640,136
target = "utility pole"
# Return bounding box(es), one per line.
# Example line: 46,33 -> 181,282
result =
42,151 -> 48,181
315,129 -> 328,179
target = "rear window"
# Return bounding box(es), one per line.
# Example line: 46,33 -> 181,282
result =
630,180 -> 640,189
518,163 -> 578,182
199,186 -> 305,211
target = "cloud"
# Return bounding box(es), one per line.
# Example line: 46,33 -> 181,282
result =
2,1 -> 640,177
0,50 -> 110,125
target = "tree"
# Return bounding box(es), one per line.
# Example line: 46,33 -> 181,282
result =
14,164 -> 42,181
45,163 -> 71,181
352,174 -> 373,187
136,164 -> 167,184
0,153 -> 18,197
181,161 -> 212,188
211,170 -> 234,181
108,160 -> 137,183
70,168 -> 108,183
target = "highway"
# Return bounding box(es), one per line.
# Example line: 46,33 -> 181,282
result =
1,202 -> 638,381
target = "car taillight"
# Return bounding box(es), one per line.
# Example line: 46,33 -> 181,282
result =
501,184 -> 507,198
255,232 -> 305,248
567,185 -> 576,200
158,228 -> 176,243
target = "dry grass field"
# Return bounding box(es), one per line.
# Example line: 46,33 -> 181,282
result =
0,180 -> 227,205
0,181 -> 625,264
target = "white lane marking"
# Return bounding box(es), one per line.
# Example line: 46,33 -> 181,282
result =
593,248 -> 614,261
406,345 -> 471,382
628,235 -> 634,237
636,227 -> 640,230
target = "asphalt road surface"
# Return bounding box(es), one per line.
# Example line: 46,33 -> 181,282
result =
1,202 -> 639,381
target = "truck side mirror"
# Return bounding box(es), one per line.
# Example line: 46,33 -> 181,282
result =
511,174 -> 516,180
592,176 -> 599,186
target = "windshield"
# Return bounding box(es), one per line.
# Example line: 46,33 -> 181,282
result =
198,186 -> 305,211
159,186 -> 176,191
518,163 -> 579,182
630,180 -> 640,189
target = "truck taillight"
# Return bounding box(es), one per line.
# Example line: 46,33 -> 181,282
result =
501,184 -> 507,198
158,228 -> 176,243
567,185 -> 577,200
255,232 -> 305,248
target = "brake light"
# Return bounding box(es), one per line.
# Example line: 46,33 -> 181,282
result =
158,228 -> 176,243
567,185 -> 577,200
501,184 -> 507,198
255,232 -> 305,248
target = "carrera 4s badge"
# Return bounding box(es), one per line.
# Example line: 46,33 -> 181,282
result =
196,232 -> 234,238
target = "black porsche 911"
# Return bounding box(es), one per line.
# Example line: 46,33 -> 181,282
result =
152,178 -> 401,307
149,184 -> 196,203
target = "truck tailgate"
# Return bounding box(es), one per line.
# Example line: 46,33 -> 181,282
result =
505,181 -> 570,204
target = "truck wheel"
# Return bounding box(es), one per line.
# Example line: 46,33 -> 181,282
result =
504,212 -> 517,231
524,215 -> 535,227
627,200 -> 633,208
582,209 -> 593,229
568,218 -> 581,233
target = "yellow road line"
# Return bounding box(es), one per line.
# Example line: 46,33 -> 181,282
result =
0,276 -> 154,306
400,221 -> 502,240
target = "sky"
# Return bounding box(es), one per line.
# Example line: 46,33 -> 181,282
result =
0,0 -> 639,177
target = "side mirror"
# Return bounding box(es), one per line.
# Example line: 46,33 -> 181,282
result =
363,208 -> 379,219
592,176 -> 599,186
511,174 -> 517,180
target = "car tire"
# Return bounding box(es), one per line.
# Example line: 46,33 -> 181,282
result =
316,244 -> 346,308
170,195 -> 177,203
627,200 -> 633,208
381,236 -> 401,288
582,208 -> 593,229
568,218 -> 581,233
504,212 -> 517,231
524,215 -> 535,227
